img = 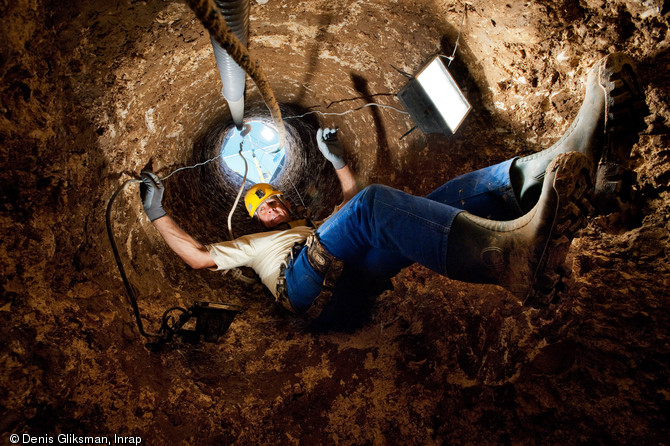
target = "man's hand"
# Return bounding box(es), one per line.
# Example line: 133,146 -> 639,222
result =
316,128 -> 346,170
140,171 -> 167,221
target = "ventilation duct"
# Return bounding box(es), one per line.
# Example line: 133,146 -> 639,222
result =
210,0 -> 250,129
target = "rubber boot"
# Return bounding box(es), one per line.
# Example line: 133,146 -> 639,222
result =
447,152 -> 593,306
511,52 -> 648,213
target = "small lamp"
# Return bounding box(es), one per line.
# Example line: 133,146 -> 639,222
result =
398,56 -> 471,135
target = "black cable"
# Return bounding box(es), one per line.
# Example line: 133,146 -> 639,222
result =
106,179 -> 161,339
159,306 -> 192,340
390,64 -> 413,79
399,126 -> 417,140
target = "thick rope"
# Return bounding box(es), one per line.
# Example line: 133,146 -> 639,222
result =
187,0 -> 287,148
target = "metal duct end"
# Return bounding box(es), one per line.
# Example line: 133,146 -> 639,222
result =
225,95 -> 245,129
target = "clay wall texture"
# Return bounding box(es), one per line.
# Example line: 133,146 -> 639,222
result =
1,0 -> 669,444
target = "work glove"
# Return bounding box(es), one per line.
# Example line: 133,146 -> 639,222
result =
139,171 -> 167,221
316,128 -> 346,170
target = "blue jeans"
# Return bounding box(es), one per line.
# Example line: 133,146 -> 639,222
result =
284,158 -> 522,314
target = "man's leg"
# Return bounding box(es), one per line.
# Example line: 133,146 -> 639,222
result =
317,184 -> 460,275
319,152 -> 592,305
446,152 -> 593,305
284,249 -> 327,314
288,152 -> 591,313
426,158 -> 523,220
426,52 -> 646,218
511,52 -> 647,212
284,247 -> 402,315
284,185 -> 452,315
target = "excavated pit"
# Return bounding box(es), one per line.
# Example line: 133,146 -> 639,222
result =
164,103 -> 340,242
1,0 -> 670,444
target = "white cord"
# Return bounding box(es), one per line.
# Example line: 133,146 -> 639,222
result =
153,102 -> 409,182
223,126 -> 258,284
441,4 -> 467,67
284,102 -> 409,120
227,126 -> 251,240
160,153 -> 225,181
286,174 -> 307,210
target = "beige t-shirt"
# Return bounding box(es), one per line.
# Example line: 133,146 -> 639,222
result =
206,226 -> 315,298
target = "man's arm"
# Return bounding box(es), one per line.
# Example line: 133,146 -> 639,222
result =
140,172 -> 215,270
335,164 -> 357,205
317,128 -> 358,206
152,215 -> 215,269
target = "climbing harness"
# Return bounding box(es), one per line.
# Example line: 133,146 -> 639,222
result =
275,234 -> 345,321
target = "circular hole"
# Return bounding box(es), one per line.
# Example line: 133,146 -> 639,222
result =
165,104 -> 341,240
220,120 -> 286,184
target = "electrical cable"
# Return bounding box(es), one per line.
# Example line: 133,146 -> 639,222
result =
227,125 -> 251,240
442,4 -> 468,67
286,174 -> 307,211
146,101 -> 409,182
284,102 -> 409,120
160,153 -> 225,181
159,306 -> 192,341
390,64 -> 413,79
106,179 -> 161,339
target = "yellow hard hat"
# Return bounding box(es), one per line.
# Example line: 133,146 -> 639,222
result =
244,183 -> 283,218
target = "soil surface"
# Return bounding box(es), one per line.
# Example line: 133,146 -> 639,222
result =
1,0 -> 669,444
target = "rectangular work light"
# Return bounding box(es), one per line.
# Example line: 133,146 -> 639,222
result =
398,56 -> 471,135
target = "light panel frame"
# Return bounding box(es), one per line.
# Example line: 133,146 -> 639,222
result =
416,56 -> 471,133
397,56 -> 471,136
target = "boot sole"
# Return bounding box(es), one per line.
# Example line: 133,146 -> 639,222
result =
600,53 -> 648,140
595,53 -> 649,211
524,152 -> 593,307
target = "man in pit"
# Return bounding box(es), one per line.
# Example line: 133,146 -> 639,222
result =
139,53 -> 646,321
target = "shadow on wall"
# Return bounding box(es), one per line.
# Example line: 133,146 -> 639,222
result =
357,20 -> 512,195
326,4 -> 520,196
294,10 -> 336,105
350,73 -> 395,185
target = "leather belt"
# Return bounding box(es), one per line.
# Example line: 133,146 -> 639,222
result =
275,234 -> 344,321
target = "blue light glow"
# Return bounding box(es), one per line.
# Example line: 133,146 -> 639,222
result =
220,121 -> 285,184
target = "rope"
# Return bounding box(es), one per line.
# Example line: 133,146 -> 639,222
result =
187,0 -> 287,149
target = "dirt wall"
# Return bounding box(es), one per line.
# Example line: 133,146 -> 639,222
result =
1,0 -> 669,444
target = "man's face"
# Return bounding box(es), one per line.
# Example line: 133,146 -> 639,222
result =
257,197 -> 290,228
